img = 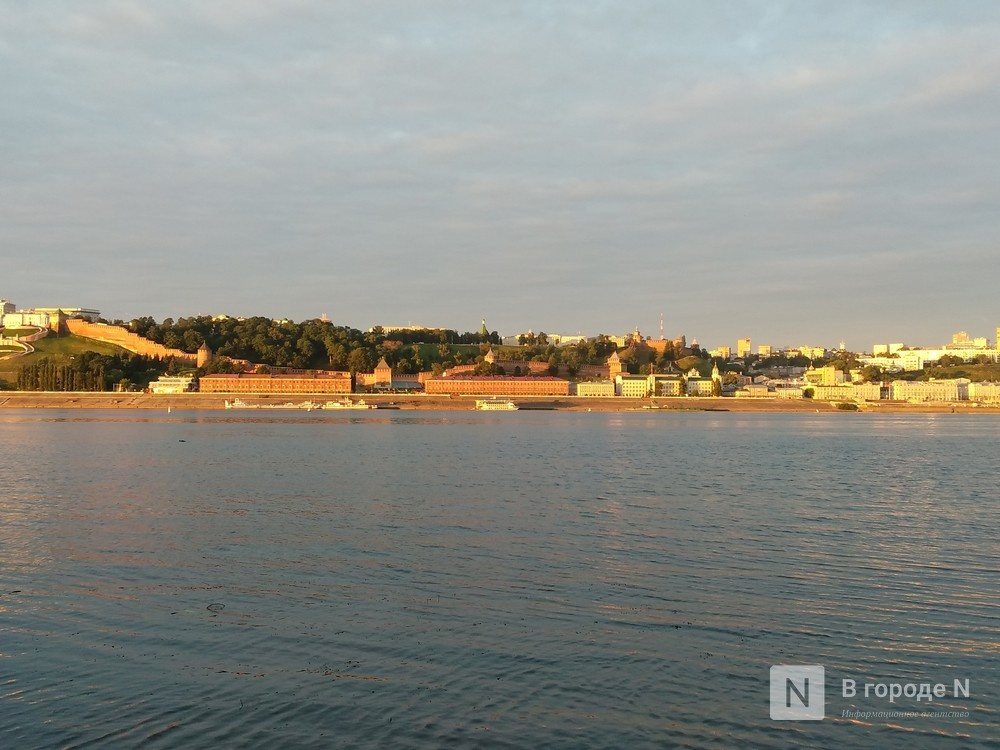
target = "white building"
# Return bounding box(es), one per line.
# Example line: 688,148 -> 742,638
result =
735,384 -> 771,398
649,374 -> 683,396
616,374 -> 651,398
967,382 -> 1000,402
859,353 -> 926,372
774,386 -> 804,399
810,384 -> 856,400
853,383 -> 883,401
549,334 -> 587,347
32,307 -> 101,320
2,304 -> 101,330
890,379 -> 969,402
575,381 -> 615,397
685,364 -> 720,396
804,366 -> 845,386
149,375 -> 197,394
2,311 -> 52,328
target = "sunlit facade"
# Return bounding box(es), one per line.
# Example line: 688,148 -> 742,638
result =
424,376 -> 570,396
199,372 -> 352,394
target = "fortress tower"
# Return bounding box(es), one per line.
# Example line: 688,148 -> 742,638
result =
374,357 -> 392,387
197,342 -> 213,368
607,350 -> 623,379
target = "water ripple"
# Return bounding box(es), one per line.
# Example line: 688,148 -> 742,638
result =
0,411 -> 996,748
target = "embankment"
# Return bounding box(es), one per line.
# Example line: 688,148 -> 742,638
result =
0,392 -> 996,413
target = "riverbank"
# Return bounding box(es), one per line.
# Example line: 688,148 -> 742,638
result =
0,392 -> 997,413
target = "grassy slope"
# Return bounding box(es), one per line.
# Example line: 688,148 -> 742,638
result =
1,328 -> 38,338
0,333 -> 127,382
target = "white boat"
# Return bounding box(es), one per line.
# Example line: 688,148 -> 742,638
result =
475,398 -> 518,411
225,399 -> 319,410
225,398 -> 258,409
321,398 -> 376,410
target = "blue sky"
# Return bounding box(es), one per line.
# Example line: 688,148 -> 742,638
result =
3,1 -> 998,351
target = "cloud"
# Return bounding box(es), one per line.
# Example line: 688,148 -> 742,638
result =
59,1 -> 163,40
2,2 -> 999,347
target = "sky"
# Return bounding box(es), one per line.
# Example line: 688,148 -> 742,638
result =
2,1 -> 998,351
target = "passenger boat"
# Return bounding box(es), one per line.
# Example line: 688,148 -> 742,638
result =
475,398 -> 518,411
224,399 -> 320,410
224,398 -> 258,409
321,398 -> 377,410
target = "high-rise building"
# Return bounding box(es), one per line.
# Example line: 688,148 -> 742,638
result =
737,337 -> 752,358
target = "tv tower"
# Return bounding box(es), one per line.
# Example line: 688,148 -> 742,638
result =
660,313 -> 664,340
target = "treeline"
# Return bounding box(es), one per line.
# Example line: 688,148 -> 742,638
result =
615,341 -> 709,376
114,316 -> 501,372
492,336 -> 708,377
96,314 -> 708,379
370,327 -> 502,346
16,352 -> 179,392
7,312 -> 739,390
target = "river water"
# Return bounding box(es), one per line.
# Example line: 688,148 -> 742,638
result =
0,410 -> 996,748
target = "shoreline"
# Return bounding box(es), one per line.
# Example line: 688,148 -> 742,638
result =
0,392 -> 996,414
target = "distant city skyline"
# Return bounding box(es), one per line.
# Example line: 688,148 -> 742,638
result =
3,295 -> 997,355
4,3 -> 998,350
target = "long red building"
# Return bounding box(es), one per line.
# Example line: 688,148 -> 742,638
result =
199,372 -> 352,394
423,375 -> 570,396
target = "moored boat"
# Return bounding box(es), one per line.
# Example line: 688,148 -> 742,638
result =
225,398 -> 258,409
321,398 -> 376,410
225,399 -> 319,410
475,398 -> 518,411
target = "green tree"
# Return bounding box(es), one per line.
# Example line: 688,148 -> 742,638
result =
474,360 -> 502,376
563,350 -> 582,378
326,343 -> 348,369
937,355 -> 964,367
547,354 -> 560,376
347,348 -> 373,374
860,365 -> 884,383
179,329 -> 202,352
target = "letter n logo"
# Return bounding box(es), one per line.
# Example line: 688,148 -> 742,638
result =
770,665 -> 825,720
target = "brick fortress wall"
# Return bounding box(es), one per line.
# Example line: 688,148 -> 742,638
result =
65,319 -> 197,363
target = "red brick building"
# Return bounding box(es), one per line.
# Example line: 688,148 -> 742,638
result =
199,372 -> 352,394
423,375 -> 570,396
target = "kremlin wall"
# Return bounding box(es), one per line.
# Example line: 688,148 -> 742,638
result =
65,319 -> 196,363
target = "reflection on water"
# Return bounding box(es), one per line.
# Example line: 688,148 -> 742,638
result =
0,411 -> 996,749
0,412 -> 507,426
